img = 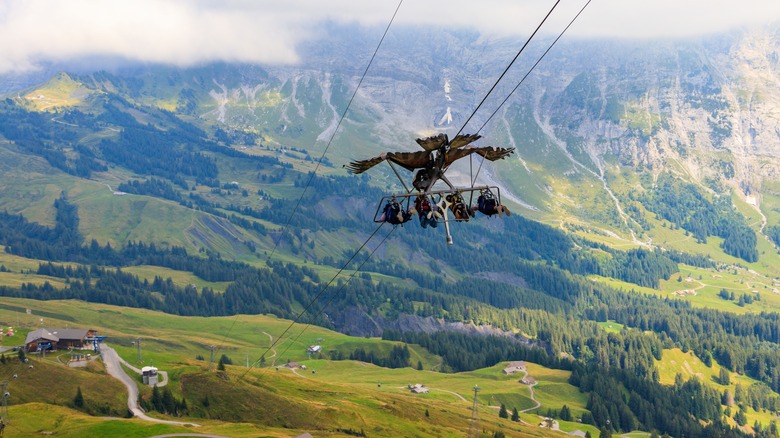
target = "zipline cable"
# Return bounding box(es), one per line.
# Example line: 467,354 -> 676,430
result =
266,0 -> 404,262
477,0 -> 593,135
454,0 -> 561,139
470,0 -> 593,188
271,226 -> 396,370
213,0 -> 403,363
237,222 -> 386,382
230,0 -> 589,381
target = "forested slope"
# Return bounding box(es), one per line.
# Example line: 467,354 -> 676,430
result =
1,69 -> 780,436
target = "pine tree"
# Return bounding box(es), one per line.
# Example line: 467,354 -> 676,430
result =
722,389 -> 734,407
735,409 -> 747,426
499,403 -> 508,419
151,385 -> 163,412
511,407 -> 519,422
735,383 -> 746,403
162,387 -> 175,415
217,357 -> 226,371
560,404 -> 572,421
719,367 -> 730,385
73,386 -> 84,408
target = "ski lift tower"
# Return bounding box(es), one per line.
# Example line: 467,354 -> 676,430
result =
131,338 -> 142,363
1,381 -> 9,425
468,385 -> 480,438
208,345 -> 216,371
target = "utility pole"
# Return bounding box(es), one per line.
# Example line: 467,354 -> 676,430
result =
1,381 -> 9,424
208,345 -> 216,371
468,385 -> 480,438
246,352 -> 249,368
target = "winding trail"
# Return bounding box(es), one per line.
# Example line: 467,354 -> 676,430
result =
750,196 -> 779,251
102,345 -> 198,427
291,367 -> 308,379
51,115 -> 78,127
149,435 -> 230,438
112,349 -> 170,387
390,385 -> 467,402
518,370 -> 541,414
429,387 -> 467,402
262,331 -> 278,366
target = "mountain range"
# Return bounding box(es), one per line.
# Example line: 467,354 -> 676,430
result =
1,22 -> 780,437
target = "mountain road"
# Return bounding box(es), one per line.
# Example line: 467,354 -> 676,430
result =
101,345 -> 199,427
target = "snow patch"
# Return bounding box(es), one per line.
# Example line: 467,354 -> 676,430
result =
438,107 -> 453,126
205,79 -> 229,123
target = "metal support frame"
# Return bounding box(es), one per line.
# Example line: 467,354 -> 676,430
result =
1,381 -> 9,425
468,385 -> 480,438
372,185 -> 502,245
209,345 -> 216,371
386,161 -> 413,194
375,145 -> 505,245
372,186 -> 501,222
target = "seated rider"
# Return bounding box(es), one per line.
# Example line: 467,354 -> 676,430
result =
379,199 -> 414,225
447,193 -> 472,222
472,189 -> 511,217
414,195 -> 438,229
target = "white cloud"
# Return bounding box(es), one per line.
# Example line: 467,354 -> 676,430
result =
1,0 -> 778,74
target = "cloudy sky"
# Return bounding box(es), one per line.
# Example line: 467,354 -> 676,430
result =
1,0 -> 779,74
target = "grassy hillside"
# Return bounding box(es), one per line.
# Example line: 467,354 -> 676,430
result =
20,72 -> 97,111
655,348 -> 775,434
0,359 -> 127,417
2,67 -> 780,438
0,297 -> 589,437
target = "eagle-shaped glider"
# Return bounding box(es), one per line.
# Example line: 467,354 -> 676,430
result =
345,133 -> 514,192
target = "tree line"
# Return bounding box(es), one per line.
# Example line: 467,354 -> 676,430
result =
639,173 -> 758,262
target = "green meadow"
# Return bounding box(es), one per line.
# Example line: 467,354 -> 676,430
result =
0,297 -> 601,437
589,261 -> 780,315
122,265 -> 232,293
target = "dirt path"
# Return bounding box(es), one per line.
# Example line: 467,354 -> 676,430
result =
751,197 -> 779,251
149,434 -> 230,438
429,387 -> 468,402
102,346 -> 197,427
262,331 -> 277,366
390,385 -> 468,402
519,370 -> 541,414
113,348 -> 169,387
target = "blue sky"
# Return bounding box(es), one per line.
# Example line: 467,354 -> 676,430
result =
1,0 -> 779,74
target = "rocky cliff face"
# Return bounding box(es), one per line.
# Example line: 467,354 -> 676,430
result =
182,25 -> 780,203
536,29 -> 780,192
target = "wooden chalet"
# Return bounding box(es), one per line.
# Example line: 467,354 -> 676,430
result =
25,327 -> 95,352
